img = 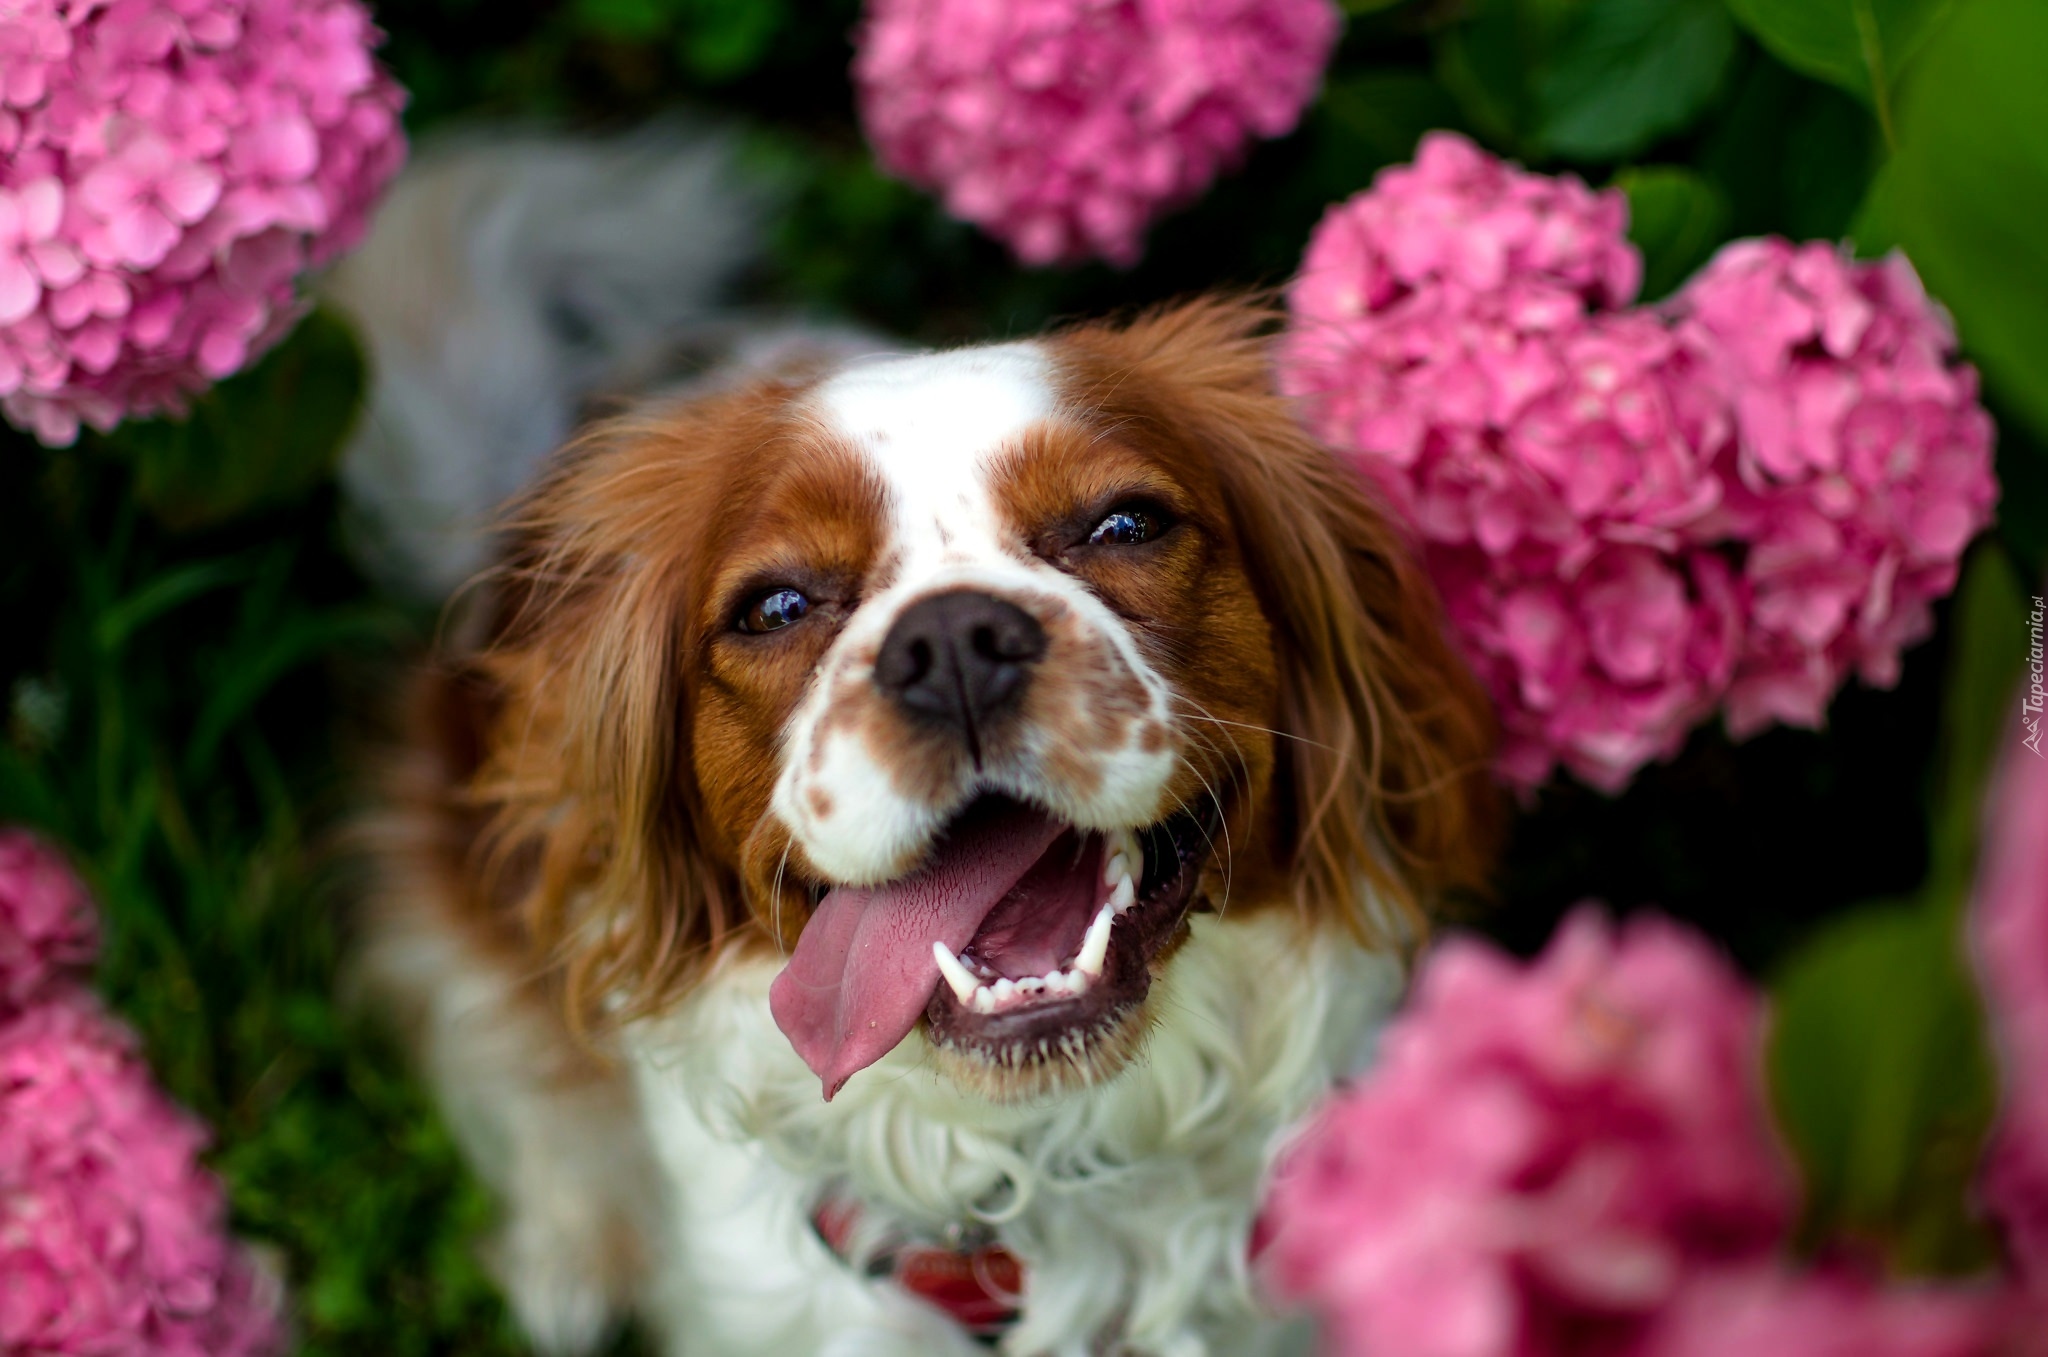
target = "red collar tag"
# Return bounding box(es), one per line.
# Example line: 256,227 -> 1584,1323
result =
814,1198 -> 1025,1337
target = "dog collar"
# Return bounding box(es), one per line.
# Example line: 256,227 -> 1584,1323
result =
814,1197 -> 1025,1338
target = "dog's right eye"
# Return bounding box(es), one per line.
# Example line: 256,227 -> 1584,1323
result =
738,587 -> 811,634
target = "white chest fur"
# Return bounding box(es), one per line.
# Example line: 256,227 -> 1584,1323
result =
622,912 -> 1401,1357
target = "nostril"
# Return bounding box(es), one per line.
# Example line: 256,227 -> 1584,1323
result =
875,634 -> 935,694
972,616 -> 1046,664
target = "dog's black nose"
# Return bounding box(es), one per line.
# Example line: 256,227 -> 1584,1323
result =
874,590 -> 1046,758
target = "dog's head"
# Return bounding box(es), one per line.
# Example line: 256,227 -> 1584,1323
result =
469,298 -> 1497,1101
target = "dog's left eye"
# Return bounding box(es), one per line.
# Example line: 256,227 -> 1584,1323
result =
1088,506 -> 1159,546
738,587 -> 810,634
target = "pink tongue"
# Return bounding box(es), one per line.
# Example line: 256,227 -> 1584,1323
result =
769,802 -> 1065,1099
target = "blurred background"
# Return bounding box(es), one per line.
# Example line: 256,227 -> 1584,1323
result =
2,0 -> 2043,1351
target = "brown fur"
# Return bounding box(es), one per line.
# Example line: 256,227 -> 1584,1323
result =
1049,297 -> 1502,945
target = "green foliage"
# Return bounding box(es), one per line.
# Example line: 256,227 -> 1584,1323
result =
573,0 -> 791,82
94,309 -> 366,530
1764,546 -> 2035,1276
1616,165 -> 1729,299
0,423 -> 557,1354
1436,0 -> 1737,162
1862,0 -> 2048,447
1767,900 -> 1998,1274
1722,0 -> 1955,137
1535,0 -> 1739,160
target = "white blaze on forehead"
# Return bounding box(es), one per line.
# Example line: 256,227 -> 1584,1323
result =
810,343 -> 1055,561
779,339 -> 1178,887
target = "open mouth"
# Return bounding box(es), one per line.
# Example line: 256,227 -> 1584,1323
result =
768,795 -> 1217,1100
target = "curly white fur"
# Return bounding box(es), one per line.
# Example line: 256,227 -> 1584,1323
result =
621,910 -> 1399,1357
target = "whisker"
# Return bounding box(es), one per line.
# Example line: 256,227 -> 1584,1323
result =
1170,699 -> 1325,751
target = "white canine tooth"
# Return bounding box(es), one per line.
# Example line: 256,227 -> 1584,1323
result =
992,978 -> 1017,1003
1074,903 -> 1114,978
973,986 -> 998,1014
1108,876 -> 1136,916
1104,854 -> 1129,888
932,941 -> 981,1006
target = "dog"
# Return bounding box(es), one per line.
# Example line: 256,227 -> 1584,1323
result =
359,296 -> 1497,1357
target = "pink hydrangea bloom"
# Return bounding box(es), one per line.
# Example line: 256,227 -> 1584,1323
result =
1280,133 -> 1997,792
1973,713 -> 2048,1284
1642,1267 -> 2010,1357
1280,133 -> 1729,791
1670,241 -> 1999,735
0,828 -> 98,1014
0,993 -> 286,1356
0,0 -> 406,446
854,0 -> 1338,266
1259,909 -> 1796,1357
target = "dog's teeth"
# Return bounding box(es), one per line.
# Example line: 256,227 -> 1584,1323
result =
991,977 -> 1017,1003
1016,976 -> 1045,993
972,986 -> 998,1014
1063,968 -> 1091,996
1108,875 -> 1136,916
1104,829 -> 1142,887
1073,903 -> 1114,978
932,941 -> 981,1005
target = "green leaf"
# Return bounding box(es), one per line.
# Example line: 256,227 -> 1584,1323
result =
1723,0 -> 1955,136
184,605 -> 403,780
1864,0 -> 2048,445
572,0 -> 674,40
1764,545 -> 2031,1276
1615,165 -> 1729,299
1314,71 -> 1469,180
1924,544 -> 2036,902
98,308 -> 367,530
1535,0 -> 1739,160
92,557 -> 252,656
676,0 -> 786,83
1433,0 -> 1575,156
1767,899 -> 1999,1274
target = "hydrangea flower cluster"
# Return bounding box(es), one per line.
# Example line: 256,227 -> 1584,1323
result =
1279,133 -> 1998,792
1641,1268 -> 2008,1357
0,0 -> 406,446
853,0 -> 1338,266
0,828 -> 98,1012
1259,910 -> 1795,1357
1972,726 -> 2048,1283
0,828 -> 286,1355
1258,909 -> 2024,1357
1670,242 -> 2000,738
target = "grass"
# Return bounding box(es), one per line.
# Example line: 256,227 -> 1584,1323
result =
0,424 -> 564,1354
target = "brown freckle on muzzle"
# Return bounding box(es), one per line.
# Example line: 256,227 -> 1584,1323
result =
807,787 -> 835,819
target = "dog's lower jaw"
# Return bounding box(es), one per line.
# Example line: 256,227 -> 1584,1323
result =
621,909 -> 1401,1357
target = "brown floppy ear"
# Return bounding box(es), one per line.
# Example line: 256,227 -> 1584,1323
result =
462,393 -> 762,1030
1063,297 -> 1502,944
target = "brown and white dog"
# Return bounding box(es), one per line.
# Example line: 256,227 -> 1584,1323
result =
361,297 -> 1498,1357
